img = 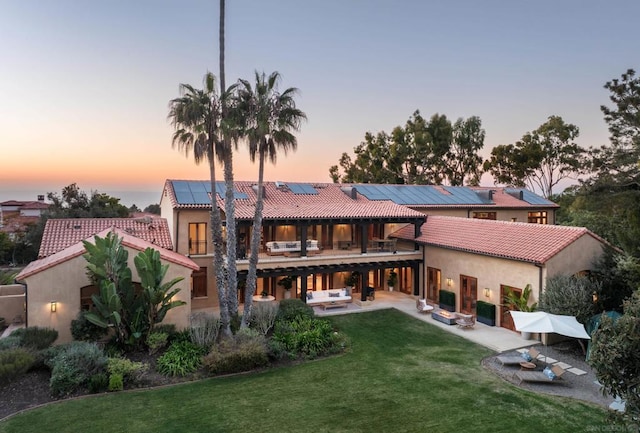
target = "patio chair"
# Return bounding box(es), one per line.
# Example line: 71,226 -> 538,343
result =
416,299 -> 434,314
515,365 -> 566,385
496,347 -> 541,366
455,313 -> 475,329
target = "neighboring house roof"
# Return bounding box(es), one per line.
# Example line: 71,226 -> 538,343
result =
38,217 -> 173,258
17,227 -> 199,280
20,201 -> 50,210
391,215 -> 609,265
162,180 -> 427,221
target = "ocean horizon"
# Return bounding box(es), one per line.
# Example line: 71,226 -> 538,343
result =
0,189 -> 160,209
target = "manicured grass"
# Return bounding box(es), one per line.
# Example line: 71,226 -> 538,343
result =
0,309 -> 607,433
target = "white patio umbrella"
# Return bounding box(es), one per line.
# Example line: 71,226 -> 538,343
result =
509,311 -> 591,340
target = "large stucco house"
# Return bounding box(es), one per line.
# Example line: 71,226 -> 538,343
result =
10,180 -> 608,343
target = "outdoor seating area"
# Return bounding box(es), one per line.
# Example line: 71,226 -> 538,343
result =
455,313 -> 475,329
515,365 -> 566,384
416,298 -> 434,314
265,240 -> 320,255
497,347 -> 541,366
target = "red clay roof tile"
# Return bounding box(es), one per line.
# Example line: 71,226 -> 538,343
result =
391,216 -> 608,265
18,227 -> 198,280
38,217 -> 173,258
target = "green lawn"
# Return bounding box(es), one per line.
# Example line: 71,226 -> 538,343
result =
0,309 -> 607,433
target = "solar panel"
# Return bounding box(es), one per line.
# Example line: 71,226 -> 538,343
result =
286,183 -> 318,195
354,184 -> 495,205
505,188 -> 554,205
172,180 -> 247,205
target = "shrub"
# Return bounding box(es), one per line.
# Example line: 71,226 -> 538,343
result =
540,275 -> 599,323
108,373 -> 124,392
272,316 -> 342,359
48,342 -> 107,397
276,299 -> 314,323
203,329 -> 269,375
156,340 -> 205,377
107,357 -> 148,383
152,324 -> 177,339
71,312 -> 108,342
250,302 -> 279,336
189,313 -> 220,349
438,290 -> 456,311
88,372 -> 109,393
0,348 -> 35,384
0,335 -> 21,351
146,331 -> 168,354
10,327 -> 58,350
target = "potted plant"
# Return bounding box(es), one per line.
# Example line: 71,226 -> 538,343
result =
344,271 -> 359,288
260,289 -> 269,299
387,270 -> 398,292
277,275 -> 294,299
503,284 -> 537,338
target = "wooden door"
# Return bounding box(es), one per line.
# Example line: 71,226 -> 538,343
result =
500,285 -> 521,331
427,267 -> 440,302
460,275 -> 477,315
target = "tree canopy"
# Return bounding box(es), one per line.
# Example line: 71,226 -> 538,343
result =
484,116 -> 584,198
329,110 -> 485,185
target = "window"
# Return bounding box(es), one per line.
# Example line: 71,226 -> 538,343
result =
189,223 -> 207,255
528,211 -> 547,224
472,212 -> 496,220
192,267 -> 207,298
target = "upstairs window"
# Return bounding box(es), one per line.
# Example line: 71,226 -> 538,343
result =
472,212 -> 496,220
189,223 -> 207,255
528,211 -> 547,224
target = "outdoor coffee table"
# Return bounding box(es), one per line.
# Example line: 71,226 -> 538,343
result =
519,361 -> 536,370
320,301 -> 348,310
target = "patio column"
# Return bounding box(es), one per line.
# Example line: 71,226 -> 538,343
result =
300,223 -> 308,257
300,271 -> 309,302
361,223 -> 368,254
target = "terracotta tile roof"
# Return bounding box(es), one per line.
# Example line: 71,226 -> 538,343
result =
163,180 -> 426,221
391,216 -> 608,265
38,217 -> 173,258
20,201 -> 50,210
18,227 -> 198,280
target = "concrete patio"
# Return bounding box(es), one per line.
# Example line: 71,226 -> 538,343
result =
313,290 -> 538,353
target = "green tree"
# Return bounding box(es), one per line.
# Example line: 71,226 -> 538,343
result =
330,111 -> 484,185
589,290 -> 640,428
143,204 -> 161,215
235,71 -> 306,327
539,275 -> 599,324
588,68 -> 640,189
484,116 -> 584,198
168,72 -> 232,336
446,116 -> 485,186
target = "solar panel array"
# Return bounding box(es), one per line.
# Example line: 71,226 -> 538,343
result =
172,180 -> 248,205
355,185 -> 492,205
286,183 -> 318,195
505,188 -> 554,206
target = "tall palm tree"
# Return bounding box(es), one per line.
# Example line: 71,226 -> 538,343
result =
236,71 -> 307,327
167,72 -> 232,335
218,0 -> 239,320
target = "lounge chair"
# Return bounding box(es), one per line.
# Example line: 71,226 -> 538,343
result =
455,313 -> 475,329
515,365 -> 565,385
416,299 -> 434,314
496,347 -> 540,366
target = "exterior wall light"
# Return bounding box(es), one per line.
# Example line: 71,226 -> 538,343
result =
484,288 -> 491,298
50,301 -> 57,313
592,292 -> 598,303
446,278 -> 453,287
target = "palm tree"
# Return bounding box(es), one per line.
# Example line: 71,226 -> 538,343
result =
235,71 -> 307,327
167,72 -> 232,335
218,0 -> 239,320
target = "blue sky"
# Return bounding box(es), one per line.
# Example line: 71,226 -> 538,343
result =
1,0 -> 639,206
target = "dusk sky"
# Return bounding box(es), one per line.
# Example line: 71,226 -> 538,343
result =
1,1 -> 639,207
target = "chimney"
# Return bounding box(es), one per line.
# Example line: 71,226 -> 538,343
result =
37,195 -> 45,202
